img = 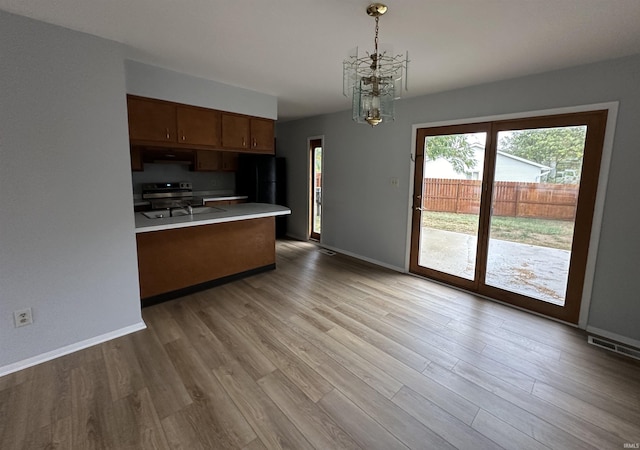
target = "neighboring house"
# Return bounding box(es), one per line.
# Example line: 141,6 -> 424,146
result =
425,144 -> 551,182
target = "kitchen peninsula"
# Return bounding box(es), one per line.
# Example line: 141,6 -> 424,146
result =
135,203 -> 290,306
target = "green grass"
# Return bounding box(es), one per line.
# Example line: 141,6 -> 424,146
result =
422,211 -> 574,250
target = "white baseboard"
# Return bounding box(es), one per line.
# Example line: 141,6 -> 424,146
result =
0,321 -> 147,378
281,234 -> 406,273
318,244 -> 405,273
586,326 -> 640,350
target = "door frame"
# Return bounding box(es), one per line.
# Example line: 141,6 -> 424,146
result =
406,102 -> 619,328
409,122 -> 493,292
307,135 -> 324,241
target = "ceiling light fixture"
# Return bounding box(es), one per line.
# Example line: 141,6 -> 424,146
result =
343,3 -> 409,127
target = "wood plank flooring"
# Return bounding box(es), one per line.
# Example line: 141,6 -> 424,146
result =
1,239 -> 639,449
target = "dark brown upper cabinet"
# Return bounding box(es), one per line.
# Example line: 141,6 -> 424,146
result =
193,150 -> 240,172
221,113 -> 250,150
222,114 -> 275,154
126,95 -> 275,165
177,106 -> 221,147
221,152 -> 239,171
127,96 -> 176,143
250,118 -> 275,153
130,146 -> 143,171
194,150 -> 222,171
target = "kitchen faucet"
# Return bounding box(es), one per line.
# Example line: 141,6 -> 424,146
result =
168,204 -> 192,217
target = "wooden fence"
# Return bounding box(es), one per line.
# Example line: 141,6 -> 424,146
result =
422,179 -> 579,221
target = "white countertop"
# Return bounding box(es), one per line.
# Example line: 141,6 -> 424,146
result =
135,203 -> 291,234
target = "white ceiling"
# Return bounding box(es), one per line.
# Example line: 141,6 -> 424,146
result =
2,0 -> 640,121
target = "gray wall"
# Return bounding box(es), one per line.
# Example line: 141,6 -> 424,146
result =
125,60 -> 277,119
0,12 -> 280,373
0,11 -> 143,369
277,54 -> 640,344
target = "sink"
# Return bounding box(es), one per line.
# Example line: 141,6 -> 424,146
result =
172,206 -> 225,216
142,206 -> 225,219
142,211 -> 170,219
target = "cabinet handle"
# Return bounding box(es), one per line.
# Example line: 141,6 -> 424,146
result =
165,128 -> 170,139
252,138 -> 257,148
242,137 -> 246,147
181,131 -> 186,141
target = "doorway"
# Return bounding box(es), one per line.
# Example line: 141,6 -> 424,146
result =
310,138 -> 323,241
410,111 -> 608,323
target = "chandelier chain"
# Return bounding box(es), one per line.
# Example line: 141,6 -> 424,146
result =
374,16 -> 380,67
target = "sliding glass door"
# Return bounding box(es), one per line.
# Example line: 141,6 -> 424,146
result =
410,111 -> 607,323
411,124 -> 491,290
484,125 -> 587,305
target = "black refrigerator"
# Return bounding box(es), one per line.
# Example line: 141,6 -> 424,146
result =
236,154 -> 287,237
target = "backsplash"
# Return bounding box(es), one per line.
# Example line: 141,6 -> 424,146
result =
131,163 -> 235,196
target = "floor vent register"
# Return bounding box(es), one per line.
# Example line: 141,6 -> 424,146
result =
588,335 -> 640,361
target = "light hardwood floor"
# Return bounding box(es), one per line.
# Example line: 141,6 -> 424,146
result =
1,239 -> 639,449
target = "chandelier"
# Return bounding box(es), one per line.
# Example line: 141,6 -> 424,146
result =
343,3 -> 409,127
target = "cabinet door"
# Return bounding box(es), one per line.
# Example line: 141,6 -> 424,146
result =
130,146 -> 143,171
222,114 -> 250,150
250,118 -> 275,153
127,96 -> 176,143
177,106 -> 221,147
221,152 -> 238,171
195,150 -> 221,171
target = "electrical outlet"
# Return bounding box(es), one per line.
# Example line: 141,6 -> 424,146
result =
390,177 -> 400,188
14,308 -> 33,327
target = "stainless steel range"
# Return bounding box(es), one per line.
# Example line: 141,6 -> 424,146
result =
141,182 -> 203,210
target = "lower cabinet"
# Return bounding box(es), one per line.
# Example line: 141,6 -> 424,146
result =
136,218 -> 275,300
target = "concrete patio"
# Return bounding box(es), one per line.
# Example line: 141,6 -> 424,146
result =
419,228 -> 570,305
